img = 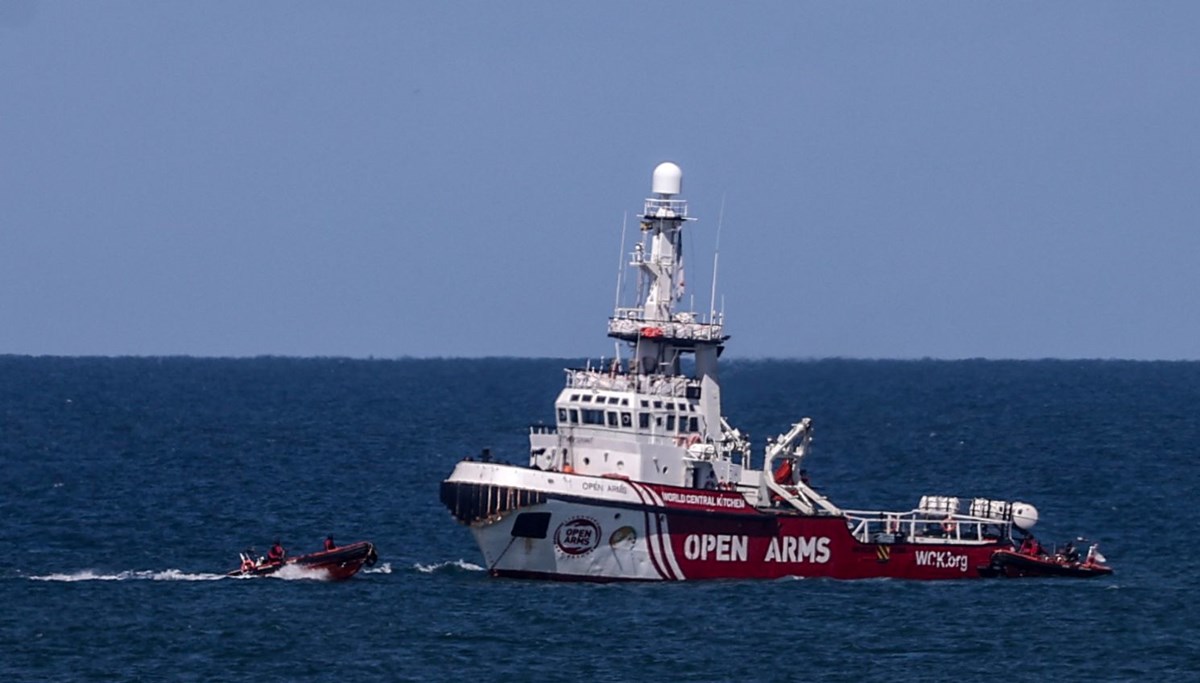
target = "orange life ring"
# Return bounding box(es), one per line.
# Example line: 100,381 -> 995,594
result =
241,559 -> 254,572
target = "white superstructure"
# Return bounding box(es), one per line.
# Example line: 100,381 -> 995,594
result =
526,164 -> 749,492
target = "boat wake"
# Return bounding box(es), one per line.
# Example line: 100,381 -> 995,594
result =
362,562 -> 392,574
414,559 -> 485,574
264,563 -> 332,581
29,569 -> 226,582
28,565 -> 334,582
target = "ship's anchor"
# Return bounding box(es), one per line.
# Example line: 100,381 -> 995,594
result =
487,537 -> 519,575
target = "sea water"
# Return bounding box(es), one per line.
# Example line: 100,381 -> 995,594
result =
2,357 -> 1197,681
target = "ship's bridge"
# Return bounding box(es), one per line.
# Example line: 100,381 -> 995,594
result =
565,367 -> 702,398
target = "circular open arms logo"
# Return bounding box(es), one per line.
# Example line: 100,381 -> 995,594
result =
553,517 -> 601,556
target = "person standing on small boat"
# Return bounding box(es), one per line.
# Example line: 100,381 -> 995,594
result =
1019,535 -> 1042,556
324,535 -> 336,551
1060,540 -> 1079,563
267,540 -> 286,564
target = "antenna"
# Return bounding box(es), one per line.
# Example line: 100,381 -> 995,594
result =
709,194 -> 725,323
614,212 -> 628,311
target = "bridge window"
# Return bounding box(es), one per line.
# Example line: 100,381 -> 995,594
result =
582,395 -> 593,403
569,409 -> 579,424
607,412 -> 619,427
639,414 -> 650,429
582,409 -> 605,425
666,415 -> 676,431
689,417 -> 699,432
607,397 -> 619,404
558,408 -> 567,422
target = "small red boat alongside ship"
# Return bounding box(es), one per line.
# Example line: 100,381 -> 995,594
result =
227,541 -> 378,580
988,541 -> 1113,579
440,162 -> 1113,582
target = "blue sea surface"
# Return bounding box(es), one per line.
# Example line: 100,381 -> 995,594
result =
2,357 -> 1198,681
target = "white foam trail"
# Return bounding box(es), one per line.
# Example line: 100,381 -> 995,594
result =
362,562 -> 392,574
30,569 -> 227,582
414,559 -> 485,574
267,564 -> 331,581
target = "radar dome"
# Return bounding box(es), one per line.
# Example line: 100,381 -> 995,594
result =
652,162 -> 682,196
1011,502 -> 1039,531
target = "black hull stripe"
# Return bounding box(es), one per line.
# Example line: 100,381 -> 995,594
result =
492,568 -> 658,583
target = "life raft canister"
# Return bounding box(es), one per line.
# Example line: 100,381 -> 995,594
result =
772,458 -> 793,485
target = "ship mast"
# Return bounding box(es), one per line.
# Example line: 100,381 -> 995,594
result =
607,162 -> 728,442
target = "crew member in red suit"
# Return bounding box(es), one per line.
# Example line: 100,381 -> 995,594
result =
324,535 -> 336,551
1019,536 -> 1041,556
267,540 -> 286,563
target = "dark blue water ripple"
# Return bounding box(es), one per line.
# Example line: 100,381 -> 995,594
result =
2,357 -> 1198,681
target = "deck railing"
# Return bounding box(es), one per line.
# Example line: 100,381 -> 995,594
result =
564,368 -> 699,397
841,509 -> 1011,545
607,314 -> 725,342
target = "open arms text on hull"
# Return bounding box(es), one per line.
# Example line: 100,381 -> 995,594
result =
440,163 -> 1111,582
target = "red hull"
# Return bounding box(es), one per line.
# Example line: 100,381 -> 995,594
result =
228,541 -> 378,580
648,513 -> 1004,580
623,483 -> 1001,580
989,548 -> 1113,578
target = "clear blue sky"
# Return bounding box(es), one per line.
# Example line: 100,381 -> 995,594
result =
3,2 -> 1197,359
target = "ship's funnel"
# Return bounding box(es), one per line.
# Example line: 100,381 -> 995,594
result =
652,162 -> 682,196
